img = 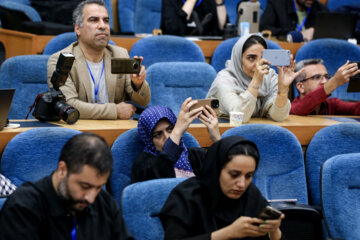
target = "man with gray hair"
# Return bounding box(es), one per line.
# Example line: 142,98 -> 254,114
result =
47,0 -> 150,120
291,59 -> 360,115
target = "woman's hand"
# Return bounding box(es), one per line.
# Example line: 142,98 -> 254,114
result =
277,55 -> 303,93
171,97 -> 203,145
198,105 -> 220,143
253,58 -> 270,84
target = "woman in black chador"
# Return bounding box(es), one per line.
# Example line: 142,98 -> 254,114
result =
159,136 -> 285,240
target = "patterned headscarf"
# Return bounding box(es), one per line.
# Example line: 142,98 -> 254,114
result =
137,105 -> 194,176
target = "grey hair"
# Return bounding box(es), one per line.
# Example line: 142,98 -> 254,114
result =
294,58 -> 324,83
72,0 -> 106,27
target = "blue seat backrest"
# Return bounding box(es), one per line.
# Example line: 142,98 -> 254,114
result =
326,0 -> 359,11
147,62 -> 216,115
321,153 -> 360,239
222,124 -> 308,204
118,0 -> 135,33
110,128 -> 199,203
134,0 -> 162,34
0,128 -> 81,187
129,35 -> 205,68
0,54 -> 50,119
294,38 -> 360,100
121,178 -> 186,240
225,0 -> 241,25
103,0 -> 113,31
211,37 -> 281,73
305,123 -> 360,206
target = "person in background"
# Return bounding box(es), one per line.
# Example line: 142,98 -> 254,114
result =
291,58 -> 360,115
131,97 -> 221,183
159,136 -> 285,240
47,0 -> 150,120
161,0 -> 227,36
260,0 -> 328,42
207,34 -> 302,123
0,132 -> 133,240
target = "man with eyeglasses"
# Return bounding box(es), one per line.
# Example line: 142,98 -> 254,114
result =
291,59 -> 360,115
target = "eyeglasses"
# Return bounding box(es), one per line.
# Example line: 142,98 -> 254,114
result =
300,74 -> 331,83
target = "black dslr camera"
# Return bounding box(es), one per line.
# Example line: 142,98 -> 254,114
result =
27,52 -> 80,124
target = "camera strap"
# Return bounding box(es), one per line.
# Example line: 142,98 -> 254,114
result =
25,93 -> 43,120
86,60 -> 105,103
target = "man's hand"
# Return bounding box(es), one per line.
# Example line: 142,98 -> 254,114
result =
325,61 -> 360,95
130,56 -> 146,90
116,102 -> 136,119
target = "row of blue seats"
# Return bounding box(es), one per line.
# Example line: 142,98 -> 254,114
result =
1,34 -> 360,119
1,0 -> 357,34
0,123 -> 359,239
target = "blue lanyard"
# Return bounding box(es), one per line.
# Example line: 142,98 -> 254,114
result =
71,219 -> 77,240
86,60 -> 105,102
182,0 -> 202,8
293,0 -> 311,32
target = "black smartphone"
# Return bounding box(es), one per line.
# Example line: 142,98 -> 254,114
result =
111,58 -> 141,74
348,61 -> 360,92
257,206 -> 282,220
189,99 -> 220,115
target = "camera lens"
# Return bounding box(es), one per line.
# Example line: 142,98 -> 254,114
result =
133,62 -> 139,70
54,101 -> 80,124
211,99 -> 219,108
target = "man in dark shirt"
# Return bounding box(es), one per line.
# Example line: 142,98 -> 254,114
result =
260,0 -> 328,41
0,133 -> 133,240
291,58 -> 360,115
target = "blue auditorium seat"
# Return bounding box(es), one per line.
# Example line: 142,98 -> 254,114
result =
130,35 -> 205,68
0,128 -> 81,187
121,178 -> 186,240
321,153 -> 360,239
146,62 -> 216,115
0,55 -> 50,119
326,0 -> 359,11
306,123 -> 360,206
222,124 -> 308,204
295,38 -> 360,100
110,128 -> 199,203
118,0 -> 135,33
133,0 -> 162,34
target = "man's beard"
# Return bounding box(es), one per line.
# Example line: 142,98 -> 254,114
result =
58,177 -> 90,212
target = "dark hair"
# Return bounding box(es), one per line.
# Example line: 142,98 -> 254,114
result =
59,132 -> 113,175
242,35 -> 267,54
73,0 -> 106,27
223,142 -> 260,169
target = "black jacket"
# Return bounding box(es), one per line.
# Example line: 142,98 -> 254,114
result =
260,0 -> 328,37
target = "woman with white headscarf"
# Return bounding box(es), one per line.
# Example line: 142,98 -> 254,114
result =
207,34 -> 302,123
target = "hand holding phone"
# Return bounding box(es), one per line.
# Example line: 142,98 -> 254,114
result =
189,99 -> 220,116
111,58 -> 141,74
262,49 -> 291,66
257,206 -> 282,220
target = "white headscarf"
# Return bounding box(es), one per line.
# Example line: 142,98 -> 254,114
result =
207,34 -> 278,117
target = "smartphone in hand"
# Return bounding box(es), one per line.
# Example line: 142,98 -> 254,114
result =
257,206 -> 282,220
189,99 -> 220,116
262,49 -> 291,66
111,58 -> 141,74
